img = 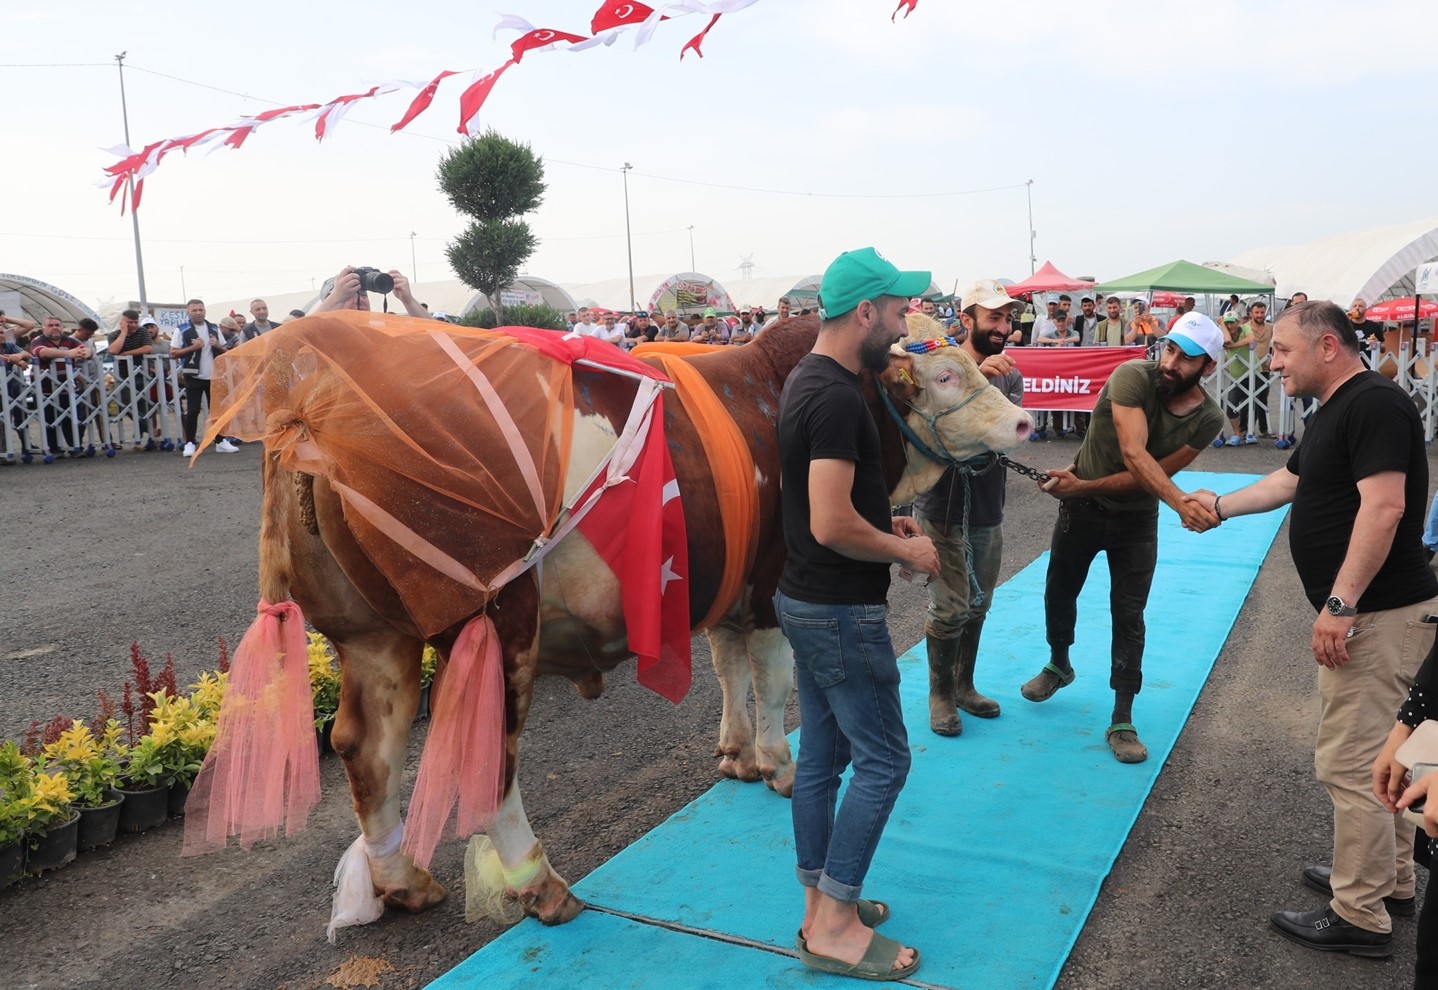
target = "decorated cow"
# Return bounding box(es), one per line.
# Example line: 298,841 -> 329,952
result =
182,310 -> 1031,935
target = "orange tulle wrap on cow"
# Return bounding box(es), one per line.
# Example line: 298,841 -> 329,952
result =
182,600 -> 321,855
401,615 -> 506,870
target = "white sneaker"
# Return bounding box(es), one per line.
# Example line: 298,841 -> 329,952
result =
182,441 -> 197,457
215,440 -> 239,453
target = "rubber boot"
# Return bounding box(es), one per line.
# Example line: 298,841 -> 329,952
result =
953,621 -> 1000,718
926,635 -> 962,737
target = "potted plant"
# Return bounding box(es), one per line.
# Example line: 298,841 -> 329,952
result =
115,733 -> 169,833
38,720 -> 125,852
0,742 -> 31,886
21,769 -> 78,876
308,633 -> 342,752
144,692 -> 214,817
418,645 -> 438,721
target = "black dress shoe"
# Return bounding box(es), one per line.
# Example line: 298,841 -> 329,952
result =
1270,905 -> 1393,957
1300,864 -> 1416,917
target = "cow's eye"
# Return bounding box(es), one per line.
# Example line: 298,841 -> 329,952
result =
934,372 -> 953,385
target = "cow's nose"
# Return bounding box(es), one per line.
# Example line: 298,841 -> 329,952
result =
1015,418 -> 1032,442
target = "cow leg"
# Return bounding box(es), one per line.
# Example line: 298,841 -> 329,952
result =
708,623 -> 762,783
329,628 -> 446,914
747,625 -> 796,797
487,780 -> 583,925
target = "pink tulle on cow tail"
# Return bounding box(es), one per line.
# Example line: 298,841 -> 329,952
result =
182,600 -> 322,855
402,615 -> 506,870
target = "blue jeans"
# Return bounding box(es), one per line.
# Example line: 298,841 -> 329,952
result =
1423,490 -> 1438,552
775,590 -> 911,903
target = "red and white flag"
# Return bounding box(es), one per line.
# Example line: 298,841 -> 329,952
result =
575,395 -> 692,704
457,61 -> 517,135
390,70 -> 459,132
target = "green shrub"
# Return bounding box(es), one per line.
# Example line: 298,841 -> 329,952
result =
458,303 -> 566,331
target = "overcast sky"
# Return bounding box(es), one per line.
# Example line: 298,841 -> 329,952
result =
4,0 -> 1434,310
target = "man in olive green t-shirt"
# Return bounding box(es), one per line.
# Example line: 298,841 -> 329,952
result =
1019,314 -> 1226,763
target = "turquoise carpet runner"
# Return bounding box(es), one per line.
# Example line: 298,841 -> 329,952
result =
431,471 -> 1286,989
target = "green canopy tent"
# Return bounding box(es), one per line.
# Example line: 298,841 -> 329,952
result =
1095,259 -> 1274,296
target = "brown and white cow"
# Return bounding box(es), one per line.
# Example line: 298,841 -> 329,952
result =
244,313 -> 1030,927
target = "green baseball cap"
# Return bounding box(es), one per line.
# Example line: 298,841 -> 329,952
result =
818,247 -> 931,320
703,307 -> 718,317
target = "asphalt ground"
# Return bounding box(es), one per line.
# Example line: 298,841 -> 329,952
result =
0,434 -> 1431,990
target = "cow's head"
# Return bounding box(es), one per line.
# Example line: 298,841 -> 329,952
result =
879,315 -> 1033,504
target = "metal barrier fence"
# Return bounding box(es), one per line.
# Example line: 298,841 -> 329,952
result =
1200,339 -> 1437,450
2,342 -> 1435,464
1,355 -> 190,462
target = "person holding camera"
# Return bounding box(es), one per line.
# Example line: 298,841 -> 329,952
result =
313,265 -> 431,317
170,299 -> 238,457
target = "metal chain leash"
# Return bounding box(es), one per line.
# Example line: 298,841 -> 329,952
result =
998,455 -> 1052,485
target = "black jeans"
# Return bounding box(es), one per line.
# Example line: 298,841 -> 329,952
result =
182,375 -> 211,444
1044,498 -> 1158,695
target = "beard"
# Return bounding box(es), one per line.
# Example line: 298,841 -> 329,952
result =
1156,364 -> 1203,396
860,323 -> 895,373
969,327 -> 1005,358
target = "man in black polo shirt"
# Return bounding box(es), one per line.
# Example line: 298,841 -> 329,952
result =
1187,300 -> 1438,958
776,246 -> 936,982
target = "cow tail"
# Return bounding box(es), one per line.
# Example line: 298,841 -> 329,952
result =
259,446 -> 294,605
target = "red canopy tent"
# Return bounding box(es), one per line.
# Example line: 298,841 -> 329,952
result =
1366,298 -> 1438,322
1002,261 -> 1093,298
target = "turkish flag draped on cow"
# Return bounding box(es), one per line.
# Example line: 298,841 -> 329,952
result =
576,394 -> 692,703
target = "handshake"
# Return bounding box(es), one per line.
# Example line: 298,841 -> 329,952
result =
1177,489 -> 1223,534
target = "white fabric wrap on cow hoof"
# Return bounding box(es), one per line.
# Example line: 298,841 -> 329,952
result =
327,825 -> 404,943
464,835 -> 526,924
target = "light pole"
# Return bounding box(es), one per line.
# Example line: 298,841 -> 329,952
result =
179,266 -> 185,299
410,231 -> 418,284
622,163 -> 636,312
1026,178 -> 1036,275
687,225 -> 696,272
115,52 -> 149,309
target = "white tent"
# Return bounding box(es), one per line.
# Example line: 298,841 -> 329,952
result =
1228,216 -> 1438,305
563,274 -> 805,314
0,273 -> 105,329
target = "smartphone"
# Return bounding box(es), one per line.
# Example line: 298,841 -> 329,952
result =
1411,762 -> 1437,813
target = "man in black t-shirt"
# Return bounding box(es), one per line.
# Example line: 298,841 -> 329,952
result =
776,246 -> 936,983
1186,300 -> 1438,958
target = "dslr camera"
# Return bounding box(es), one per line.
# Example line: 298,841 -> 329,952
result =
352,267 -> 395,294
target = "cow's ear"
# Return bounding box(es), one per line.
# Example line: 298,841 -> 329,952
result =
881,354 -> 920,403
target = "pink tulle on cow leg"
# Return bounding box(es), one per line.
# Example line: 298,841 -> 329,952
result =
182,599 -> 321,855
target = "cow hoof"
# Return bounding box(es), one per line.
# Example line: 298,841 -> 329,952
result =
380,871 -> 448,913
763,764 -> 796,798
717,753 -> 761,782
520,885 -> 585,925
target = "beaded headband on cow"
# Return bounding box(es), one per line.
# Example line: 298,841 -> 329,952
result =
905,336 -> 961,354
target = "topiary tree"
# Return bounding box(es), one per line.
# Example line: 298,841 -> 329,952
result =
437,131 -> 546,322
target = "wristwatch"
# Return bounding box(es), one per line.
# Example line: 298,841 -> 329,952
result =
1325,595 -> 1358,617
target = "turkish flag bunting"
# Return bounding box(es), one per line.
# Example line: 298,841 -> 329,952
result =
592,1 -> 660,33
391,70 -> 459,132
457,61 -> 516,135
575,394 -> 692,704
893,0 -> 918,19
510,27 -> 590,62
680,13 -> 722,59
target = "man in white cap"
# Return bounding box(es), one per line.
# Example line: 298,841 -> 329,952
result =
912,279 -> 1025,736
1020,312 -> 1224,763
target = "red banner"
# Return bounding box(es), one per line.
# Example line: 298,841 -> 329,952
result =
1009,346 -> 1148,411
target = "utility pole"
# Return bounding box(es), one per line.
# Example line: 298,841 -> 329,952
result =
410,231 -> 418,284
1026,178 -> 1037,276
179,266 -> 185,300
115,52 -> 149,309
687,225 -> 696,272
622,163 -> 636,312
